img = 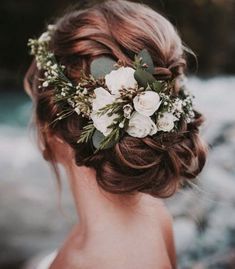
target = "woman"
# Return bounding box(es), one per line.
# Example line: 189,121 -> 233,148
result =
24,0 -> 207,268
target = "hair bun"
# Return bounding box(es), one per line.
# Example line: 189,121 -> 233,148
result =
154,67 -> 173,80
82,111 -> 207,198
25,0 -> 207,198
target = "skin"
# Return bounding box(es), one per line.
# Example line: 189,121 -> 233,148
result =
45,136 -> 177,269
24,77 -> 176,268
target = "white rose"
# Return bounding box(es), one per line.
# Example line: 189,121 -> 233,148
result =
157,112 -> 177,132
133,91 -> 161,116
105,67 -> 137,96
91,111 -> 116,136
126,112 -> 157,138
91,87 -> 117,136
92,87 -> 115,110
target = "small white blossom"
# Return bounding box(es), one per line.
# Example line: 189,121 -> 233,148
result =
38,32 -> 51,43
126,112 -> 157,138
42,81 -> 49,87
82,88 -> 88,95
51,64 -> 58,70
119,121 -> 125,128
47,24 -> 56,31
67,98 -> 75,107
189,110 -> 195,118
157,112 -> 178,132
123,104 -> 133,119
133,91 -> 161,116
105,67 -> 137,96
36,62 -> 42,70
74,106 -> 81,115
173,99 -> 183,113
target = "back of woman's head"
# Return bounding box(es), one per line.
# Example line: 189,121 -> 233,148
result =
25,0 -> 207,198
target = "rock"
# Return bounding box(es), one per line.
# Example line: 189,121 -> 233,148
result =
173,218 -> 197,254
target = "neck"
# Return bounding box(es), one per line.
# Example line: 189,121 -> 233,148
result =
64,161 -> 143,236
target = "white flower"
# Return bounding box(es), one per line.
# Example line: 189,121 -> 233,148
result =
51,64 -> 58,70
90,87 -> 117,136
82,88 -> 88,95
173,99 -> 183,113
47,24 -> 56,31
74,106 -> 80,115
126,112 -> 157,138
42,81 -> 49,87
91,111 -> 117,136
105,67 -> 137,96
92,87 -> 115,111
38,32 -> 51,43
119,121 -> 125,128
157,112 -> 177,132
123,104 -> 133,119
36,62 -> 42,70
133,91 -> 161,116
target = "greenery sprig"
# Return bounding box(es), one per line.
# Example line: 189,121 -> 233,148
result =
28,26 -> 195,152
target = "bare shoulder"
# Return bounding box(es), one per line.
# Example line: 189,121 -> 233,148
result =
83,196 -> 175,269
139,194 -> 174,231
139,195 -> 176,268
50,196 -> 176,269
135,195 -> 176,268
81,229 -> 173,269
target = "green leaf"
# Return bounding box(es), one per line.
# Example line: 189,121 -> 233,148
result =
92,130 -> 115,150
90,57 -> 116,79
138,49 -> 155,74
152,81 -> 163,92
92,130 -> 105,149
134,68 -> 156,88
77,122 -> 95,144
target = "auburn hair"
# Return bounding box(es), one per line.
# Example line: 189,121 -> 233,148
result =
24,0 -> 207,198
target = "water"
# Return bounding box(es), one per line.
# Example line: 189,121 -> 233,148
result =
0,92 -> 31,127
0,77 -> 235,269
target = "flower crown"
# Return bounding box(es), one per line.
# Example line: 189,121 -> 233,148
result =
28,25 -> 195,151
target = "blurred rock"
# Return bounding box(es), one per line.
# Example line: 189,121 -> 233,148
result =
173,218 -> 197,254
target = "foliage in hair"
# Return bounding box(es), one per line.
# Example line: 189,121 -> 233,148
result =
28,25 -> 195,152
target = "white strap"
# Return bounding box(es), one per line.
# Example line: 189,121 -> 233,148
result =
37,251 -> 58,269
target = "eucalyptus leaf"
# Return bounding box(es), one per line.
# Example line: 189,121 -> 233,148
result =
134,68 -> 156,88
152,81 -> 163,92
90,57 -> 116,79
138,49 -> 155,74
92,130 -> 105,149
92,129 -> 115,150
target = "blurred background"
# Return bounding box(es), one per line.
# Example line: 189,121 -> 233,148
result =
0,0 -> 235,268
